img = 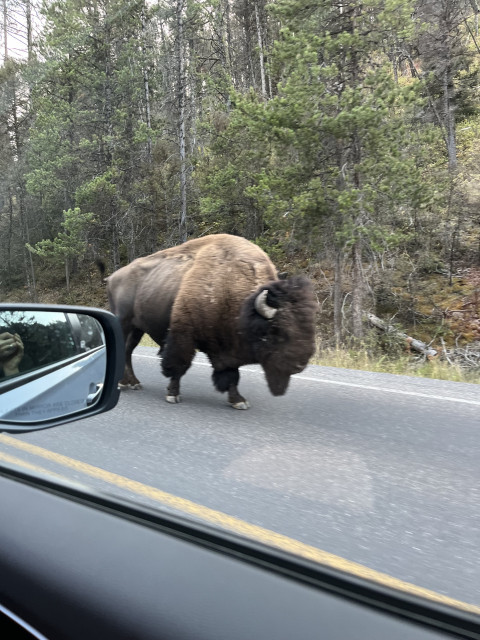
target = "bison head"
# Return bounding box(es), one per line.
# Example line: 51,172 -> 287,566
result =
239,276 -> 318,395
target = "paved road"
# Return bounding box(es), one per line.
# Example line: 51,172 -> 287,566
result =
1,346 -> 480,606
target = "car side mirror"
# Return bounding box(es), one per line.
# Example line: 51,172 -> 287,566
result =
0,305 -> 124,433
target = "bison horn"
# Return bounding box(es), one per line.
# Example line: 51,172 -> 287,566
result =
254,289 -> 277,319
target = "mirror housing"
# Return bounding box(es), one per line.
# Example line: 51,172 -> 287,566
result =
0,304 -> 124,433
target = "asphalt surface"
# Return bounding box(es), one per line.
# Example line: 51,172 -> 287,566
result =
1,346 -> 480,606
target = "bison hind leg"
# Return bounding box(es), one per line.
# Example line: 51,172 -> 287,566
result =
212,368 -> 249,410
119,327 -> 144,390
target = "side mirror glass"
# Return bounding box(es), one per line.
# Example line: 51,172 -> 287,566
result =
0,305 -> 124,432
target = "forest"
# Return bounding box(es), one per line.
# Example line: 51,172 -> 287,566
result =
1,0 -> 480,367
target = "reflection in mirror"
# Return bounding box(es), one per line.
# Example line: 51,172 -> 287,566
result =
0,311 -> 106,424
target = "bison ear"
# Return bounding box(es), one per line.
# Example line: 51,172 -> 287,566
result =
278,271 -> 288,280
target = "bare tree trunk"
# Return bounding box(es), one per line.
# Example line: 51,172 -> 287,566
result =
11,72 -> 37,300
177,0 -> 187,243
112,221 -> 120,271
104,38 -> 113,165
244,5 -> 256,90
391,44 -> 398,84
333,246 -> 343,346
20,197 -> 37,301
188,34 -> 198,153
141,3 -> 152,161
65,259 -> 70,293
26,0 -> 33,60
349,32 -> 365,340
3,0 -> 7,62
128,218 -> 136,262
352,238 -> 364,339
334,142 -> 347,345
445,175 -> 457,286
254,1 -> 266,99
7,187 -> 14,288
224,0 -> 234,84
443,64 -> 457,171
469,0 -> 479,35
102,11 -> 121,267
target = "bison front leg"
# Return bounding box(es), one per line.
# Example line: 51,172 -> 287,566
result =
161,332 -> 195,404
212,368 -> 249,410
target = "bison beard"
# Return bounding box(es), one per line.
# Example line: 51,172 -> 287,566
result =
104,234 -> 317,408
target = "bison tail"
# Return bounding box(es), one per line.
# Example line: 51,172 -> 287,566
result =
96,259 -> 108,283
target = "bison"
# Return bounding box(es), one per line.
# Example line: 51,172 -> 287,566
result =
104,234 -> 317,409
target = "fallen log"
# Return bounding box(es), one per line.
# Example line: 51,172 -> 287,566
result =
365,312 -> 438,358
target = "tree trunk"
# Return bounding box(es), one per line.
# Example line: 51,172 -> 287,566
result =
254,1 -> 266,99
469,1 -> 479,35
3,0 -> 7,62
7,187 -> 14,288
224,0 -> 234,85
26,0 -> 33,60
443,64 -> 457,171
333,246 -> 343,346
446,176 -> 457,286
21,198 -> 37,302
65,258 -> 70,293
104,32 -> 114,165
391,44 -> 398,84
103,11 -> 120,266
188,36 -> 198,153
11,72 -> 37,300
177,0 -> 188,243
352,238 -> 364,339
141,3 -> 152,161
112,221 -> 120,272
350,36 -> 365,340
244,4 -> 256,90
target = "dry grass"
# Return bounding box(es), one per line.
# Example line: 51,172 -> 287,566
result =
140,334 -> 158,348
313,345 -> 480,384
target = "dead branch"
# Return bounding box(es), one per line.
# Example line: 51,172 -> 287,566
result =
365,312 -> 438,358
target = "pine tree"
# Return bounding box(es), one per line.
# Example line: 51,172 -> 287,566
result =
201,0 -> 434,339
27,207 -> 94,292
26,0 -> 162,270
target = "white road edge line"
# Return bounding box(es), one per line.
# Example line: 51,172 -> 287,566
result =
133,353 -> 480,406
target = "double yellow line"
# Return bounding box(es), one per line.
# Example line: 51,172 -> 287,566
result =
0,432 -> 479,615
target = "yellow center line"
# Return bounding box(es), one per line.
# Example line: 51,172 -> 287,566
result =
0,450 -> 70,481
0,433 -> 479,615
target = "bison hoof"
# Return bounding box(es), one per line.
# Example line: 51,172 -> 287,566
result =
230,400 -> 250,410
166,394 -> 181,404
118,382 -> 142,390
